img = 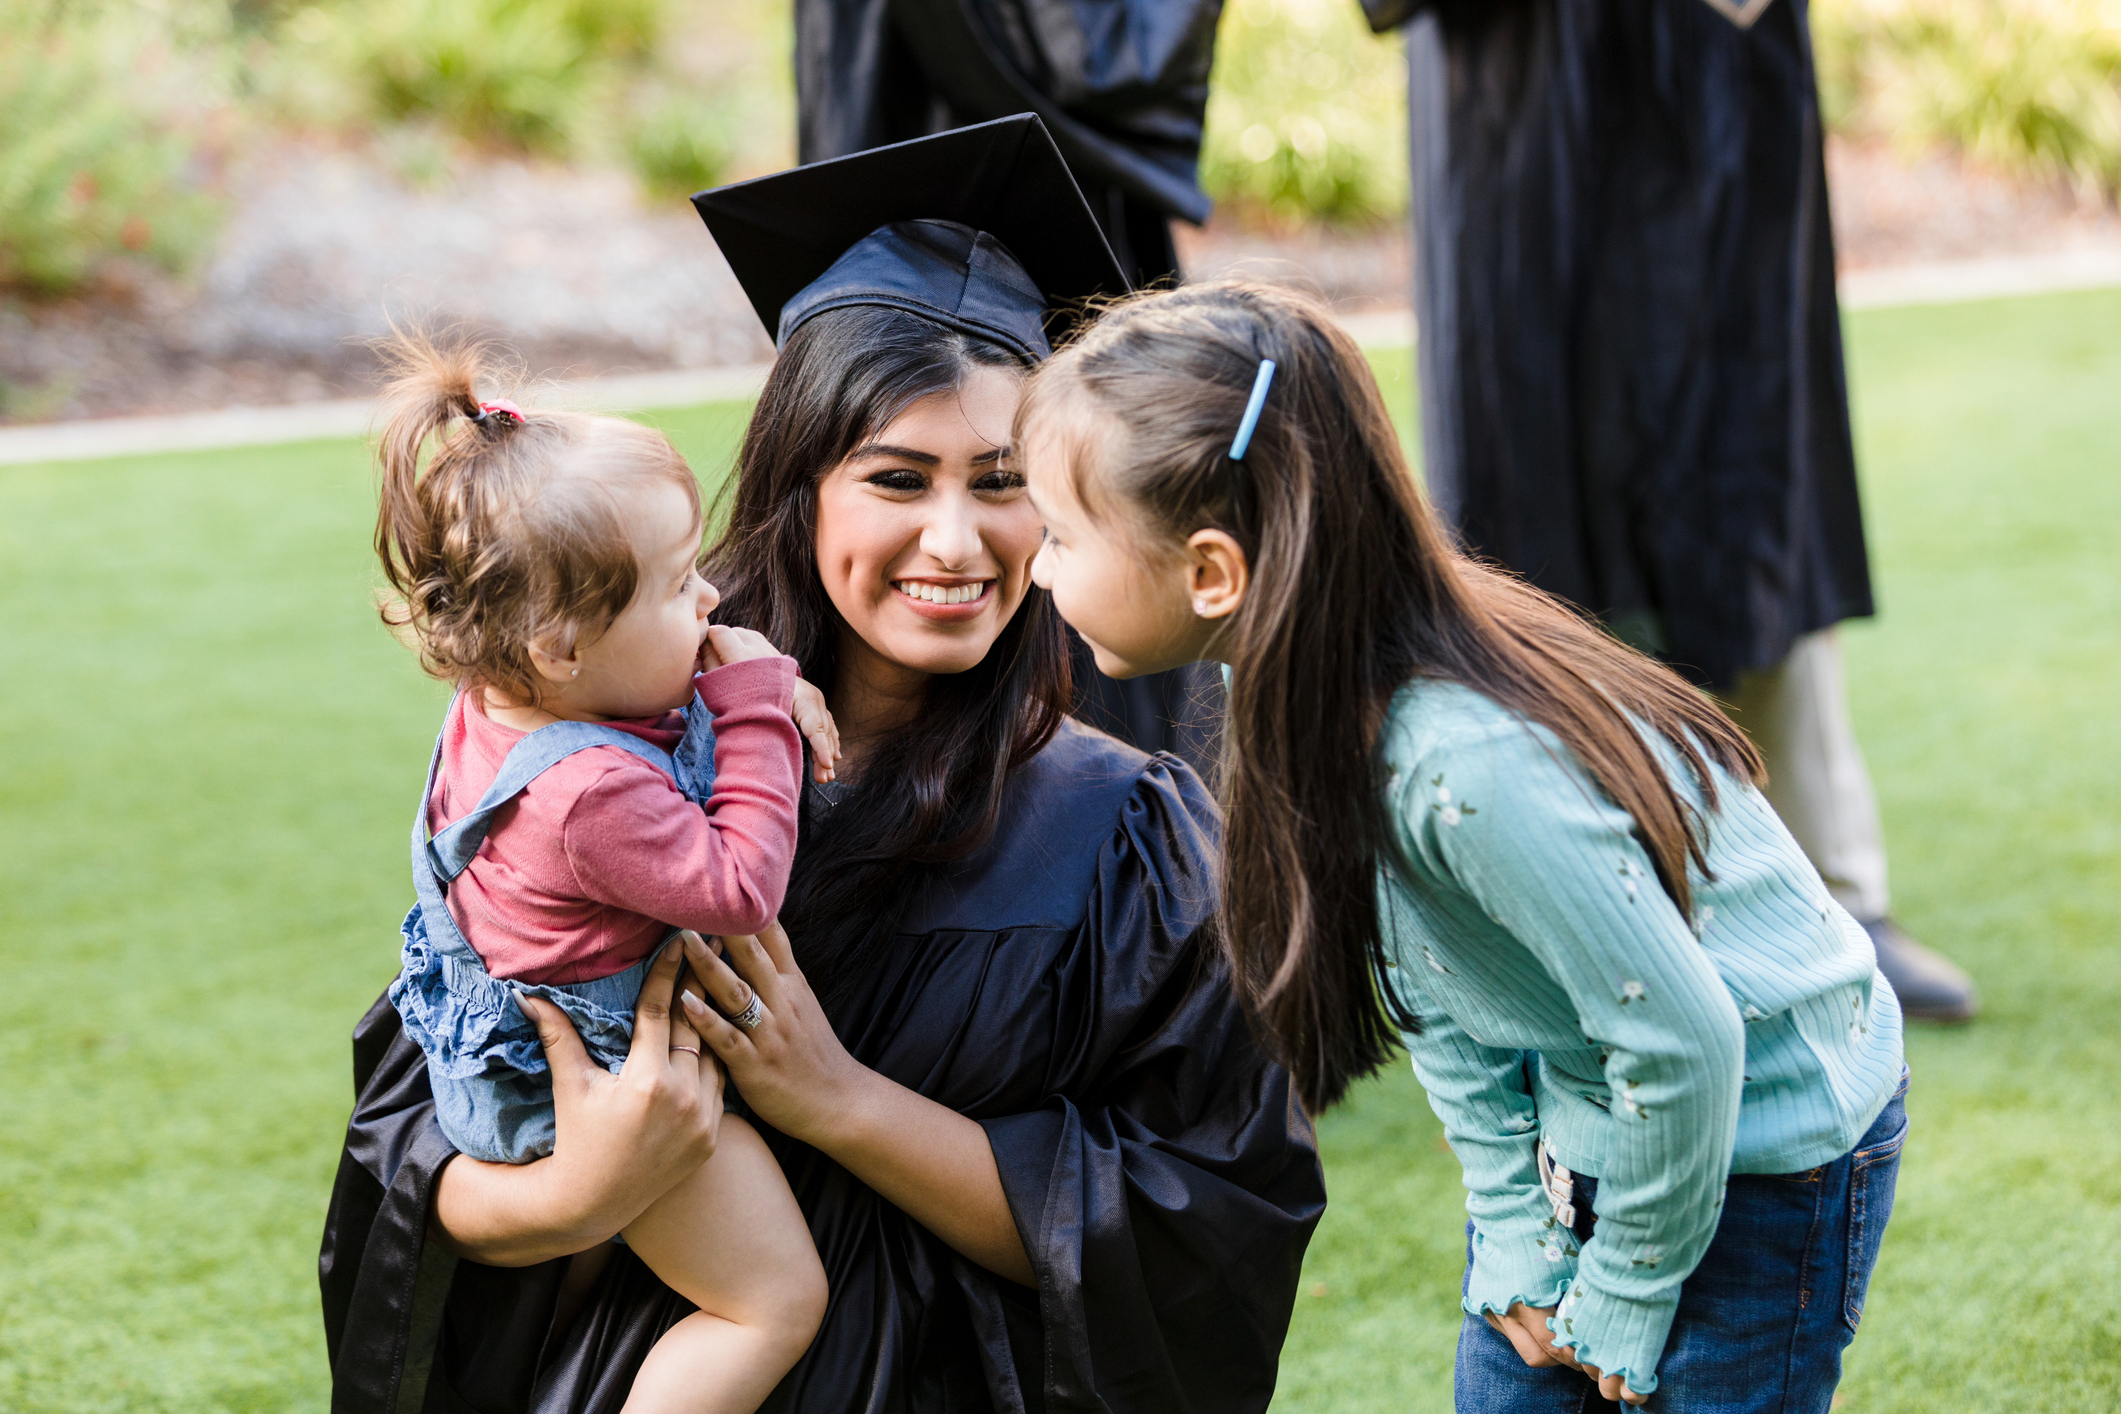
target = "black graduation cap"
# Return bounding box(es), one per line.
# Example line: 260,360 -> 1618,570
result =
692,114 -> 1130,362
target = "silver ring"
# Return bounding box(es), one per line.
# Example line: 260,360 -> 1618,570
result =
729,989 -> 765,1031
668,1044 -> 700,1059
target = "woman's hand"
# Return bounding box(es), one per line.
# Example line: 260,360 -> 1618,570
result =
429,939 -> 725,1266
679,925 -> 869,1147
684,926 -> 1035,1286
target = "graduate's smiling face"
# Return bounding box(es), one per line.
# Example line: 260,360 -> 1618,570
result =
812,364 -> 1040,684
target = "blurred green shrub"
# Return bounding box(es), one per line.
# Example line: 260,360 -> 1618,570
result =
1815,0 -> 2121,198
1199,0 -> 2121,226
562,0 -> 667,62
1201,0 -> 1407,225
627,91 -> 737,198
0,1 -> 222,295
285,0 -> 752,198
295,0 -> 670,155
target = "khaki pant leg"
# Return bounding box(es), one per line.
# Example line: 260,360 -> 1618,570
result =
1719,629 -> 1892,920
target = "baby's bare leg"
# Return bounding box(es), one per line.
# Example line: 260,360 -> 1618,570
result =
620,1116 -> 826,1414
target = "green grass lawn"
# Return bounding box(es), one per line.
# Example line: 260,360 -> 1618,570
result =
1,293 -> 2115,1411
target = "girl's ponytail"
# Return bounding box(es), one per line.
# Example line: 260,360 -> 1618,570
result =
374,333 -> 489,617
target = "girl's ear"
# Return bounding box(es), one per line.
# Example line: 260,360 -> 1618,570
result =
526,630 -> 584,686
1185,529 -> 1250,620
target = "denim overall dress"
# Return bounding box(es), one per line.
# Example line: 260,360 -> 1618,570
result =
388,696 -> 715,1164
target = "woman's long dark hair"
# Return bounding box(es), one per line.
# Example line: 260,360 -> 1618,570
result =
704,305 -> 1071,1008
1021,282 -> 1764,1114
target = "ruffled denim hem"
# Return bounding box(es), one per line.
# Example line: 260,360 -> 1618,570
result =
388,903 -> 649,1082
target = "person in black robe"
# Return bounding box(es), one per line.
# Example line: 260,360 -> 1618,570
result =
794,0 -> 1230,771
320,119 -> 1325,1414
795,0 -> 1219,286
1354,0 -> 1976,1019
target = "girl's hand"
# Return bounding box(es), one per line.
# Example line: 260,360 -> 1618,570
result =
1484,1303 -> 1567,1369
790,679 -> 841,782
702,624 -> 785,668
1485,1305 -> 1646,1404
1577,1362 -> 1648,1407
680,925 -> 873,1147
429,939 -> 725,1265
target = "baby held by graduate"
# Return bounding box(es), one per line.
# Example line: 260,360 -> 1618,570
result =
373,334 -> 837,1414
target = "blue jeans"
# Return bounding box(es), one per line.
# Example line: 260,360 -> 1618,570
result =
1455,1070 -> 1908,1414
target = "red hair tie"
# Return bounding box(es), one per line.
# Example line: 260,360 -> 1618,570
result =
475,398 -> 524,426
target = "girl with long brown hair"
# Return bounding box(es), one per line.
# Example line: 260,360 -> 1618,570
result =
1015,280 -> 1909,1412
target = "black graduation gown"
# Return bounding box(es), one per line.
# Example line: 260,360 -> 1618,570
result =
1372,0 -> 1875,690
1063,635 -> 1225,784
320,720 -> 1324,1414
793,0 -> 1222,285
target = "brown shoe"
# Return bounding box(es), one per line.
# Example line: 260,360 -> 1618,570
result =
1862,917 -> 1978,1023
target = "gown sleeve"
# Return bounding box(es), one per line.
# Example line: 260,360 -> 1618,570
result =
319,992 -> 460,1414
321,993 -> 572,1414
977,755 -> 1327,1414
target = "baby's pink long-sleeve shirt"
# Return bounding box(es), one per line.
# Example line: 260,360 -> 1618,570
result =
429,657 -> 803,985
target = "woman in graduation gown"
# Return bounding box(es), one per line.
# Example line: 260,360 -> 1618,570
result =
319,117 -> 1326,1414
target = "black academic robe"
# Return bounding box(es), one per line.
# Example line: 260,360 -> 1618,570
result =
1370,0 -> 1875,690
320,720 -> 1324,1414
1064,634 -> 1225,784
793,0 -> 1222,286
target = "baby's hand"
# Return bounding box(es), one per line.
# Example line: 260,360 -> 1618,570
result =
791,679 -> 841,783
701,624 -> 783,670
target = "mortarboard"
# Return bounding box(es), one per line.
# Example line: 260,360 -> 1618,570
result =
692,114 -> 1130,362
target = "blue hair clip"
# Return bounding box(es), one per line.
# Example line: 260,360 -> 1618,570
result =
1228,359 -> 1277,461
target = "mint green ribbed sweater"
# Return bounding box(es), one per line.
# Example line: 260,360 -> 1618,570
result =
1375,680 -> 1905,1394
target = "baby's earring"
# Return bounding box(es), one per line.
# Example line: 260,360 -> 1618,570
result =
570,668 -> 579,679
1192,599 -> 1211,616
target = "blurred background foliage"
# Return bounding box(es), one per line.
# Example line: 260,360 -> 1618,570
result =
1815,0 -> 2121,199
0,0 -> 782,296
261,0 -> 777,186
0,0 -> 229,293
296,0 -> 660,153
2,0 -> 2119,299
1200,0 -> 1408,225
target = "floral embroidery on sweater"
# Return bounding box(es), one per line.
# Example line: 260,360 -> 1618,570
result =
1431,774 -> 1477,827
